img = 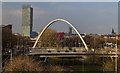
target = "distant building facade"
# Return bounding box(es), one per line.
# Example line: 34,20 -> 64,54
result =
111,28 -> 117,36
2,24 -> 12,48
56,32 -> 65,40
22,5 -> 33,37
68,26 -> 72,36
2,24 -> 12,30
31,31 -> 38,38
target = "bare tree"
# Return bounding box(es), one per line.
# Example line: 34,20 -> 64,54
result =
38,28 -> 57,47
3,56 -> 63,73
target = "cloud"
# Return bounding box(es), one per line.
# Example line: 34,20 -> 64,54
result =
2,8 -> 21,17
34,9 -> 47,15
2,8 -> 22,33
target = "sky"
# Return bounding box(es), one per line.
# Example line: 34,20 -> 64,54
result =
1,0 -> 120,2
2,2 -> 118,34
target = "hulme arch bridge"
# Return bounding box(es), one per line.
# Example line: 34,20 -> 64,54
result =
28,19 -> 117,59
32,19 -> 88,51
26,19 -> 118,72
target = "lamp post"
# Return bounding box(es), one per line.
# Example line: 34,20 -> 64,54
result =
9,36 -> 12,69
115,34 -> 118,73
79,42 -> 80,47
104,36 -> 107,49
8,49 -> 12,70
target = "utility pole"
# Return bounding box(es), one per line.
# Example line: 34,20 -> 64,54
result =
104,36 -> 107,49
10,49 -> 12,64
115,35 -> 118,73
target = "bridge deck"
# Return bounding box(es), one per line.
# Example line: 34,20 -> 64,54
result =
27,52 -> 118,57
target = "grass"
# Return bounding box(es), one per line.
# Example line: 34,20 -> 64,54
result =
49,57 -> 103,73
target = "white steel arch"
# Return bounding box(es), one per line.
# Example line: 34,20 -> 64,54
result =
33,19 -> 88,51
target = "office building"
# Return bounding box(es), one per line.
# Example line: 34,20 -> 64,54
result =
22,5 -> 33,37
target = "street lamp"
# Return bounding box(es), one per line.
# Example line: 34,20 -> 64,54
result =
8,49 -> 12,68
78,42 -> 80,47
115,34 -> 118,73
115,35 -> 118,49
104,36 -> 107,49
